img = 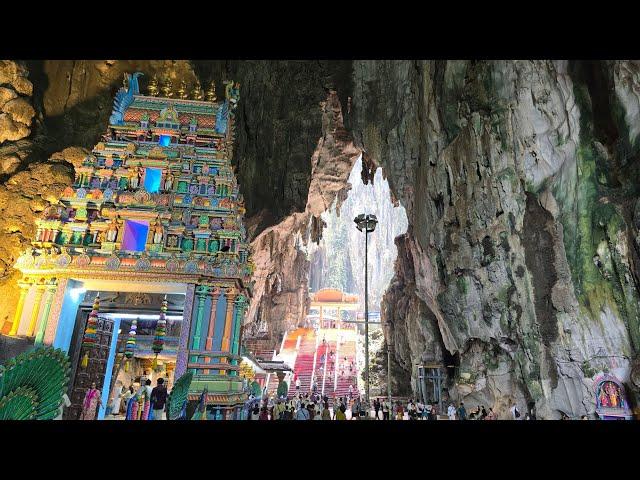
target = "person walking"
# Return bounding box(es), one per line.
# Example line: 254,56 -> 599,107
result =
407,400 -> 417,420
150,378 -> 168,420
457,402 -> 467,421
485,407 -> 497,420
374,398 -> 381,420
322,402 -> 331,420
80,382 -> 102,420
395,401 -> 404,420
335,402 -> 347,420
295,402 -> 310,420
510,402 -> 521,420
481,406 -> 488,419
351,397 -> 361,420
382,398 -> 390,420
259,407 -> 269,420
250,404 -> 260,420
55,393 -> 71,420
447,403 -> 456,420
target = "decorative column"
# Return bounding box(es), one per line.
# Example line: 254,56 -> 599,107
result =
190,285 -> 210,374
203,288 -> 221,374
26,284 -> 46,337
34,280 -> 58,346
219,288 -> 237,375
8,281 -> 29,336
43,278 -> 69,346
175,283 -> 195,378
230,296 -> 246,376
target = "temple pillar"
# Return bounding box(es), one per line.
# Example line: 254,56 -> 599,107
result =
26,284 -> 46,337
174,283 -> 195,378
203,288 -> 221,374
219,289 -> 236,375
43,278 -> 69,346
34,281 -> 58,346
190,285 -> 210,374
8,282 -> 29,336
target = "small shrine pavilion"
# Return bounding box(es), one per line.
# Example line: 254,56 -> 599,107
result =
308,288 -> 359,329
8,73 -> 254,419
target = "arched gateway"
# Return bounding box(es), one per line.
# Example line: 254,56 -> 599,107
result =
8,74 -> 254,419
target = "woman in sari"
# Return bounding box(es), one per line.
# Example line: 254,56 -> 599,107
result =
80,382 -> 103,420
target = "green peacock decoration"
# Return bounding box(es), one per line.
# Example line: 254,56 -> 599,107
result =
166,371 -> 193,420
0,347 -> 70,420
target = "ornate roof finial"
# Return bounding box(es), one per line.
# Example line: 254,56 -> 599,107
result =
191,80 -> 204,101
161,75 -> 173,98
206,80 -> 217,102
147,75 -> 159,96
177,80 -> 188,100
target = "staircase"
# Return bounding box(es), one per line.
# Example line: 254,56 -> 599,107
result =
288,329 -> 316,397
334,337 -> 358,398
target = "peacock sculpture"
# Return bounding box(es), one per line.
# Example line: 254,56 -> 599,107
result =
0,347 -> 70,420
166,371 -> 193,420
109,72 -> 144,125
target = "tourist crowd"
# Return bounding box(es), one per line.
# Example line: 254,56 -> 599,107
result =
246,392 -> 544,420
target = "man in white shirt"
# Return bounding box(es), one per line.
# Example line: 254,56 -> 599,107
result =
55,393 -> 71,420
382,399 -> 390,420
416,400 -> 425,420
447,403 -> 457,420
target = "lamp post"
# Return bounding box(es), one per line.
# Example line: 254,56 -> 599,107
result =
354,213 -> 378,410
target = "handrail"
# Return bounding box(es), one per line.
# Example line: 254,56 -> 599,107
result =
310,333 -> 319,391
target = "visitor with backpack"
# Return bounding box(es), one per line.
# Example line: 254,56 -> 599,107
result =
295,402 -> 310,420
457,402 -> 467,420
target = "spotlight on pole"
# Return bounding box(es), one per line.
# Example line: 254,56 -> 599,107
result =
354,213 -> 378,413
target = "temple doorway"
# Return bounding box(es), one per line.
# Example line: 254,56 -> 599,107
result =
65,289 -> 186,420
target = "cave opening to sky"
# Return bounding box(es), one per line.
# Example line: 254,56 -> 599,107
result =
306,154 -> 408,395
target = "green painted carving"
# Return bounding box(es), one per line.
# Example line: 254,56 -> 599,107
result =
177,181 -> 188,194
0,347 -> 70,420
182,237 -> 194,252
196,238 -> 206,252
166,371 -> 193,420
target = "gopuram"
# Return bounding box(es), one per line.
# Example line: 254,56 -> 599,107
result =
8,72 -> 254,419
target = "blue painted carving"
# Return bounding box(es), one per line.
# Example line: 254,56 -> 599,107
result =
109,72 -> 144,125
215,101 -> 229,134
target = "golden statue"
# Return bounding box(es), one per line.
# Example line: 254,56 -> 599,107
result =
206,80 -> 217,102
177,80 -> 188,99
191,80 -> 204,101
161,76 -> 173,98
147,75 -> 159,96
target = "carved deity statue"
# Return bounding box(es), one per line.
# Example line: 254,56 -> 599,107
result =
147,75 -> 159,96
177,81 -> 188,99
191,80 -> 204,101
163,169 -> 174,191
206,80 -> 217,102
161,76 -> 173,98
106,218 -> 119,242
130,164 -> 142,190
153,219 -> 164,244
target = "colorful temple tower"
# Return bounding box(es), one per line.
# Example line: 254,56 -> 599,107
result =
9,72 -> 254,418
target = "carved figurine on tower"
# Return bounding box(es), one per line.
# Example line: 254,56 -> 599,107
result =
153,219 -> 164,245
106,218 -> 119,242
